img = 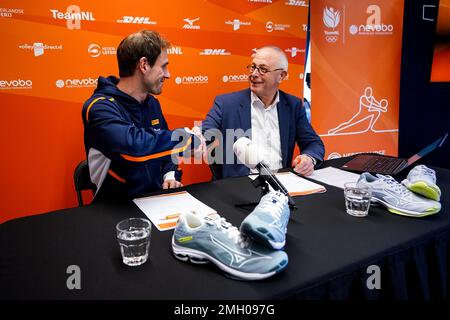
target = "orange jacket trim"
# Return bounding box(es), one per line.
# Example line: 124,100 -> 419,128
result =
120,137 -> 192,162
108,169 -> 126,183
86,97 -> 115,122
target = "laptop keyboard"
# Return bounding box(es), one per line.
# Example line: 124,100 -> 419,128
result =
362,157 -> 405,173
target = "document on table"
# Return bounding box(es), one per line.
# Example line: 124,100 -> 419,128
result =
308,166 -> 360,189
249,172 -> 326,196
133,191 -> 217,231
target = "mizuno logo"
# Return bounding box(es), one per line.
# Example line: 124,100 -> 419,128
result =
183,17 -> 199,26
210,234 -> 271,268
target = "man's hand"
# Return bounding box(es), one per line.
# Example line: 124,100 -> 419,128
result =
191,126 -> 207,160
292,154 -> 315,176
162,179 -> 183,189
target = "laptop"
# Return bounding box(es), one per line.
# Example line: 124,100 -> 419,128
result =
340,133 -> 448,175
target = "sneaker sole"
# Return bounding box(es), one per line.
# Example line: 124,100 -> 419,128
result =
406,181 -> 441,201
371,198 -> 440,218
240,222 -> 285,250
172,237 -> 283,281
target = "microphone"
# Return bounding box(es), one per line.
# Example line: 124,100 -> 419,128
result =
233,137 -> 296,208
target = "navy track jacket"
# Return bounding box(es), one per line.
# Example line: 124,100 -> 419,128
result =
82,76 -> 193,199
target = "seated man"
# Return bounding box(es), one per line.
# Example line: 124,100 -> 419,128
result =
202,46 -> 324,179
82,30 -> 202,200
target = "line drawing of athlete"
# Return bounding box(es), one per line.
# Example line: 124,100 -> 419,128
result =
327,86 -> 389,136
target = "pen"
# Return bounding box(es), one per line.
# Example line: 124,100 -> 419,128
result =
164,213 -> 181,220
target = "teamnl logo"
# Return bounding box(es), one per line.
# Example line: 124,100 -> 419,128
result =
222,74 -> 248,83
0,79 -> 32,90
323,6 -> 342,43
50,5 -> 95,30
167,47 -> 183,55
199,48 -> 231,56
349,5 -> 394,36
175,75 -> 208,85
225,19 -> 251,31
55,77 -> 98,88
116,16 -> 156,25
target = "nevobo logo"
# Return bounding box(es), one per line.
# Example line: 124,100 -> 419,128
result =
0,78 -> 32,89
56,77 -> 97,88
175,75 -> 208,85
222,74 -> 248,83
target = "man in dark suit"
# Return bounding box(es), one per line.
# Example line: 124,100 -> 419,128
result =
202,46 -> 324,179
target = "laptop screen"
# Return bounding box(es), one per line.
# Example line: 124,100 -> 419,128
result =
406,133 -> 448,165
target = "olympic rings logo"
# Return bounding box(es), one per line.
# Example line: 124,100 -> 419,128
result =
325,36 -> 338,43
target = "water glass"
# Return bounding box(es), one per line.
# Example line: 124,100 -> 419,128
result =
116,218 -> 152,266
344,182 -> 372,217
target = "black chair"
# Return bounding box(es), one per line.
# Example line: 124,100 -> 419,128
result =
74,160 -> 96,206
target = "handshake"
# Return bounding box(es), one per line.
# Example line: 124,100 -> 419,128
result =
179,126 -> 207,163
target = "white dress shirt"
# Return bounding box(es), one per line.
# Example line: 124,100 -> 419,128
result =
250,91 -> 283,173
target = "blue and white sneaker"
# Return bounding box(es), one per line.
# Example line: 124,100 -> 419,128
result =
357,172 -> 441,217
240,191 -> 290,250
402,165 -> 441,201
172,212 -> 288,281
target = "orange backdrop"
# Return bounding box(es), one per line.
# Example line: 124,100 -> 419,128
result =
0,0 -> 309,223
311,0 -> 403,160
431,0 -> 450,82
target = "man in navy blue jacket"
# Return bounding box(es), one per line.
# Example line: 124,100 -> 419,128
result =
82,30 -> 202,200
202,46 -> 324,179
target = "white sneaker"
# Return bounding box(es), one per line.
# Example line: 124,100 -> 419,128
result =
357,172 -> 441,217
402,165 -> 441,201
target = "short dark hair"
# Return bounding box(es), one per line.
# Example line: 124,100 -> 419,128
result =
117,30 -> 170,77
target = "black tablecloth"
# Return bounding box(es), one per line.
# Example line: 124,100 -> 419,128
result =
1,158 -> 449,300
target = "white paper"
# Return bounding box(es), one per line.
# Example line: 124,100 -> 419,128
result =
133,191 -> 216,231
308,166 -> 360,189
249,172 -> 326,196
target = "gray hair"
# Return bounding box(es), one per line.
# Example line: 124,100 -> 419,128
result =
255,46 -> 288,71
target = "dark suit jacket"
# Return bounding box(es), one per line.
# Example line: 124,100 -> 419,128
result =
202,88 -> 325,178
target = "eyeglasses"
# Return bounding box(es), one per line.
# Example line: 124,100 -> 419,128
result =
246,64 -> 284,75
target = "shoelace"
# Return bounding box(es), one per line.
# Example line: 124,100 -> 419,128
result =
412,165 -> 435,180
258,197 -> 284,221
377,174 -> 411,197
206,217 -> 249,248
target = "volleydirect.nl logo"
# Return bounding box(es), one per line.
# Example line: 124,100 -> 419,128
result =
285,47 -> 304,58
323,6 -> 341,43
225,19 -> 251,31
174,75 -> 208,85
55,77 -> 98,88
19,43 -> 63,57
